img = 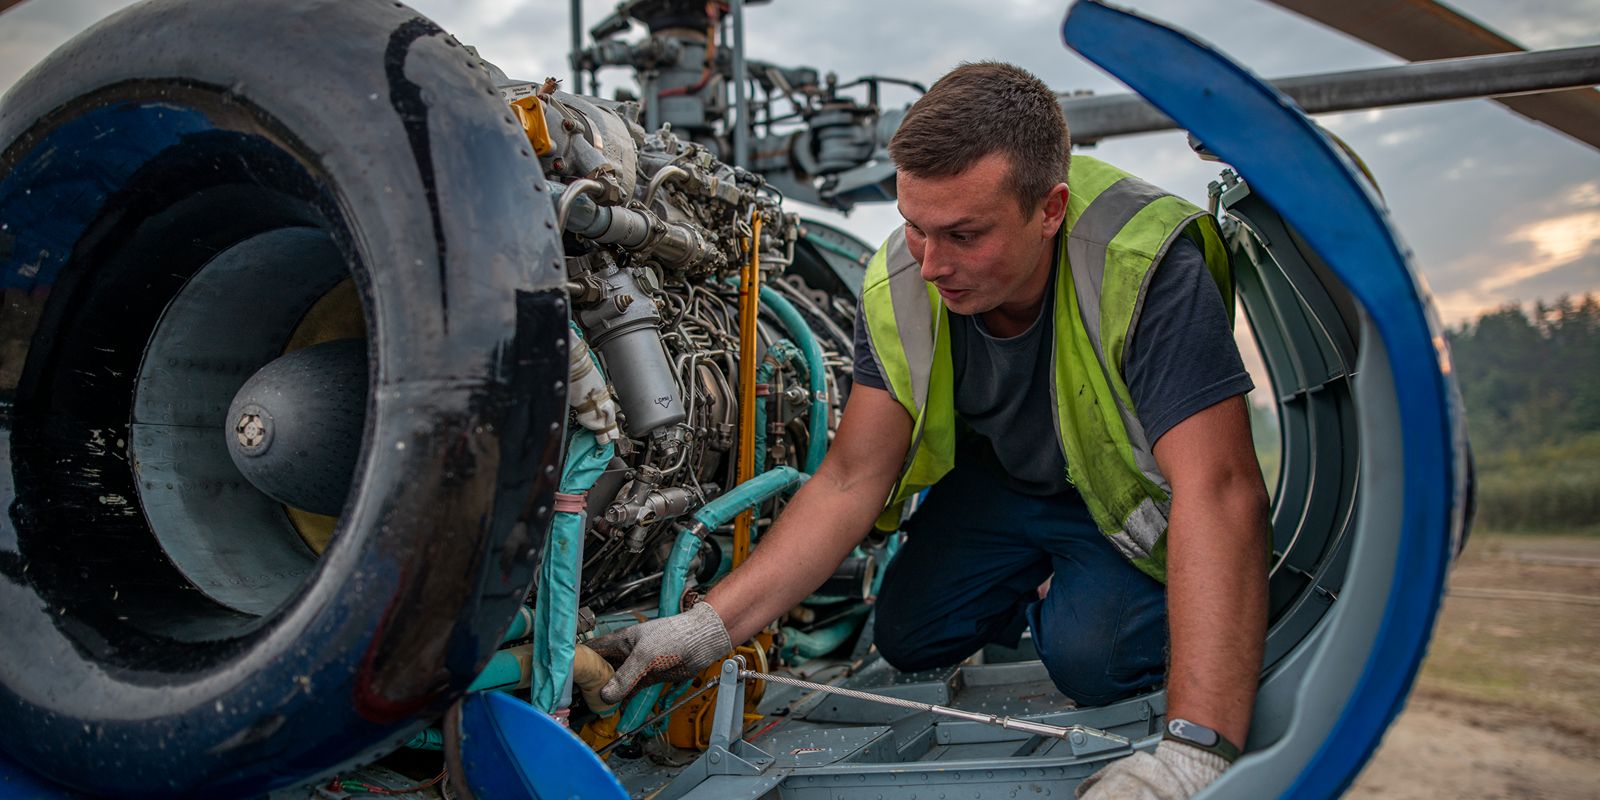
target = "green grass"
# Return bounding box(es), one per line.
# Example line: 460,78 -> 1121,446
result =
1472,432 -> 1600,531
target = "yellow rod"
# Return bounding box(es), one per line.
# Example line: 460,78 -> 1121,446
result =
733,215 -> 763,568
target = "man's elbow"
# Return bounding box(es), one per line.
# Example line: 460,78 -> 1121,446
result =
1174,458 -> 1271,542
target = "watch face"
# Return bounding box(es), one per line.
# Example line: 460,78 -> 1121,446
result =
1168,718 -> 1219,748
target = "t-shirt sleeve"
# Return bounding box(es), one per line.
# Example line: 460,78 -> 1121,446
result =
1124,236 -> 1254,446
851,295 -> 891,395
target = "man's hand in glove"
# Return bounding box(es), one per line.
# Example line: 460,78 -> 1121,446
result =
1076,740 -> 1228,800
588,601 -> 733,705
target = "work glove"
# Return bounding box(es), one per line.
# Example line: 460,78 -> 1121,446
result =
1076,740 -> 1228,800
589,601 -> 733,706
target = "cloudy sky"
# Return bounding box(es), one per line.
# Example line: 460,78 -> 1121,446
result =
2,0 -> 1597,326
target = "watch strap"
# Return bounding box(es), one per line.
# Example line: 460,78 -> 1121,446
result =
1164,718 -> 1242,763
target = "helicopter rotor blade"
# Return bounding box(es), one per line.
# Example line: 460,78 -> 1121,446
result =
1269,0 -> 1600,150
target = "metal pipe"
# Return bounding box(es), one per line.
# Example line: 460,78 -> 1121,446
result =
1062,44 -> 1600,142
569,0 -> 583,90
550,180 -> 712,266
733,214 -> 763,568
556,178 -> 605,233
754,339 -> 806,482
731,0 -> 750,167
642,164 -> 688,208
758,286 -> 829,473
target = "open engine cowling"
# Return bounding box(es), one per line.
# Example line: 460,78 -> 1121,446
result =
0,0 -> 569,795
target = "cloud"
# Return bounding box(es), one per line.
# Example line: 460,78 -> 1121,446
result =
1452,0 -> 1600,49
1481,210 -> 1600,292
1,0 -> 1596,328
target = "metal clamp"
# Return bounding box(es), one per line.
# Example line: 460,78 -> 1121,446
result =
653,657 -> 775,800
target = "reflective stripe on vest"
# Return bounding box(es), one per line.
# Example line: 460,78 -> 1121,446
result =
862,155 -> 1232,582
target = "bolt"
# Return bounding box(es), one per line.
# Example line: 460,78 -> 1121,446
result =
235,413 -> 266,448
614,294 -> 635,313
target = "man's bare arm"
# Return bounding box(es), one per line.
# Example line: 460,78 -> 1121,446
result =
1153,394 -> 1271,749
707,384 -> 912,644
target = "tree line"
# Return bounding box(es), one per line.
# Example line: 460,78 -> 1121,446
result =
1447,293 -> 1599,454
1447,294 -> 1599,531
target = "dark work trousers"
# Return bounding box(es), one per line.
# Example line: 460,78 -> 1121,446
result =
872,458 -> 1169,706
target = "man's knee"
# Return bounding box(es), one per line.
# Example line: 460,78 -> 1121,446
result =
1038,642 -> 1161,706
870,596 -> 963,673
874,629 -> 950,674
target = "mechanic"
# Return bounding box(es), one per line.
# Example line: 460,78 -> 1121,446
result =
592,61 -> 1270,800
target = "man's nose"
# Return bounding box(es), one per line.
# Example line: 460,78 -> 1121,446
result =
918,238 -> 952,283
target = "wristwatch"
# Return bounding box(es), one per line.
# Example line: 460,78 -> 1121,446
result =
1164,718 -> 1242,763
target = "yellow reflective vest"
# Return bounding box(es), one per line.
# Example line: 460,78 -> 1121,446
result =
861,156 -> 1233,582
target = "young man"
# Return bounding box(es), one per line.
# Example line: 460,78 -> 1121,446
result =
592,62 -> 1270,799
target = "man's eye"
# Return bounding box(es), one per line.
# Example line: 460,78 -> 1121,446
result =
950,232 -> 972,243
905,223 -> 924,238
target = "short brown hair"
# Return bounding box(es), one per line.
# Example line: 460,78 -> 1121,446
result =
888,61 -> 1070,215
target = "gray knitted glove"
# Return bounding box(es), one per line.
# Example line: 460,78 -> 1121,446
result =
589,601 -> 733,705
1076,740 -> 1229,800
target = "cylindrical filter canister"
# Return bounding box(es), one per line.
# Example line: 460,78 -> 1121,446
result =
579,267 -> 686,436
595,325 -> 686,435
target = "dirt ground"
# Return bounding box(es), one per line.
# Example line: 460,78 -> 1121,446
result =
1348,531 -> 1600,798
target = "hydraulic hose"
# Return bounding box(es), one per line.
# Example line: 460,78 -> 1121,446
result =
571,643 -> 619,717
779,604 -> 872,662
616,466 -> 809,733
469,644 -> 533,692
529,326 -> 617,712
758,286 -> 829,473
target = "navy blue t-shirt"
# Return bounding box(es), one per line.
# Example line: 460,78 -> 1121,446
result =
853,235 -> 1252,496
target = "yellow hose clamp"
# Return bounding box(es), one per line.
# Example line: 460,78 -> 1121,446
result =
511,95 -> 554,156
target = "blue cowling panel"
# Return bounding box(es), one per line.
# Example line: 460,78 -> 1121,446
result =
1062,2 -> 1467,797
458,692 -> 626,800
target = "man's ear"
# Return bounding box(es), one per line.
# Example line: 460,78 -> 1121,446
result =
1040,182 -> 1069,237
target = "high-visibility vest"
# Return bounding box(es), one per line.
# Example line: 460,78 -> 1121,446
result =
861,156 -> 1233,583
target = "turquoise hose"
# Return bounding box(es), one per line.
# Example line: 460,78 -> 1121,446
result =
617,466 -> 809,732
529,428 -> 613,711
469,648 -> 527,692
779,603 -> 872,662
527,323 -> 617,712
500,605 -> 532,644
758,287 -> 829,473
